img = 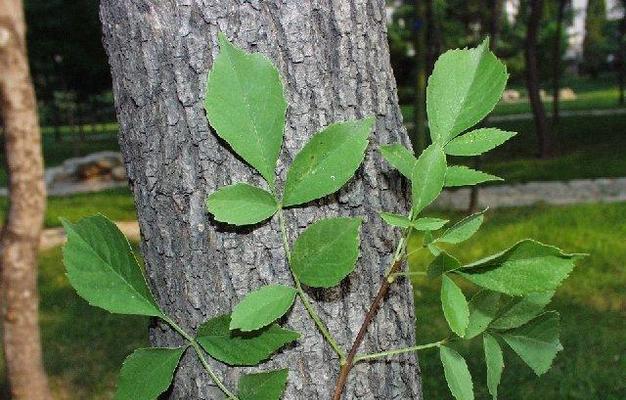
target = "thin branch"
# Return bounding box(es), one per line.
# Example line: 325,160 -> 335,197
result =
353,339 -> 447,364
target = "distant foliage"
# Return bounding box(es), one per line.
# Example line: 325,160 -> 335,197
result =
62,35 -> 583,400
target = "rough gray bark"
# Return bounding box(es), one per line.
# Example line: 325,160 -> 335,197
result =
100,1 -> 420,399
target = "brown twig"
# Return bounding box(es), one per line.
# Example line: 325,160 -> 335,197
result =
331,259 -> 403,400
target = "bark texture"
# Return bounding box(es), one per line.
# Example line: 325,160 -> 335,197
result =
0,1 -> 52,399
100,1 -> 420,399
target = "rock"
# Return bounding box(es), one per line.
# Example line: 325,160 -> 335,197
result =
111,166 -> 127,181
559,87 -> 576,101
501,89 -> 521,103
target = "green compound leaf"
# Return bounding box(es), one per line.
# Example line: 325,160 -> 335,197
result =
230,285 -> 297,332
282,117 -> 373,207
440,345 -> 475,400
61,215 -> 162,317
380,212 -> 412,228
445,128 -> 517,156
501,311 -> 562,376
411,143 -> 447,215
490,291 -> 555,330
290,217 -> 362,288
379,143 -> 417,178
441,275 -> 470,337
413,217 -> 449,231
427,38 -> 508,144
427,251 -> 461,278
456,240 -> 579,296
483,333 -> 504,400
206,183 -> 278,226
205,33 -> 286,186
437,210 -> 485,244
238,369 -> 289,400
114,347 -> 186,400
197,314 -> 299,366
444,166 -> 502,187
465,291 -> 501,339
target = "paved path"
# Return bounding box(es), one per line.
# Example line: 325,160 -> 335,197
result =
38,177 -> 626,249
488,107 -> 626,122
434,177 -> 626,210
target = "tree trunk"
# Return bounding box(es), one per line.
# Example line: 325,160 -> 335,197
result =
618,0 -> 626,105
100,1 -> 420,399
525,0 -> 552,159
552,0 -> 566,125
0,1 -> 53,399
413,0 -> 430,153
468,0 -> 503,213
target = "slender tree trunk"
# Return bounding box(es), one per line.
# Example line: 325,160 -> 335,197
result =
525,0 -> 552,159
413,0 -> 430,153
552,0 -> 566,125
468,0 -> 503,213
0,1 -> 52,399
100,1 -> 420,399
618,0 -> 626,105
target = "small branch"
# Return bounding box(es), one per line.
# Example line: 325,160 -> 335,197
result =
387,270 -> 426,283
332,216 -> 414,400
353,339 -> 447,364
164,317 -> 239,400
276,209 -> 346,362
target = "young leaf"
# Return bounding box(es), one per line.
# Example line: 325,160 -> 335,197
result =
380,212 -> 412,228
445,128 -> 517,156
490,291 -> 555,330
444,166 -> 502,187
282,117 -> 373,207
411,143 -> 447,215
62,215 -> 162,317
456,240 -> 579,296
440,345 -> 475,400
238,369 -> 289,400
197,314 -> 299,366
437,210 -> 485,244
441,275 -> 470,337
427,38 -> 507,144
465,291 -> 501,339
290,217 -> 362,288
413,217 -> 449,231
427,251 -> 461,278
501,311 -> 562,376
204,33 -> 286,186
483,333 -> 504,400
230,285 -> 297,332
379,143 -> 417,178
114,347 -> 186,400
206,183 -> 278,226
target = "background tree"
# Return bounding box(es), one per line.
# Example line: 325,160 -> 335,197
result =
526,0 -> 552,158
100,1 -> 420,399
0,1 -> 52,399
582,0 -> 608,78
551,0 -> 570,125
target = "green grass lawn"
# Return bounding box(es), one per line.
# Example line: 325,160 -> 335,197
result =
0,202 -> 621,399
0,187 -> 137,228
409,202 -> 625,400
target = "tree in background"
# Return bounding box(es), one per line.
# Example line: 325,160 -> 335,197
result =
100,1 -> 421,398
526,0 -> 552,158
551,0 -> 571,125
582,0 -> 608,78
0,1 -> 52,399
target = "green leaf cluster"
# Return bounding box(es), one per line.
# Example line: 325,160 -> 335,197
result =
60,36 -> 584,400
